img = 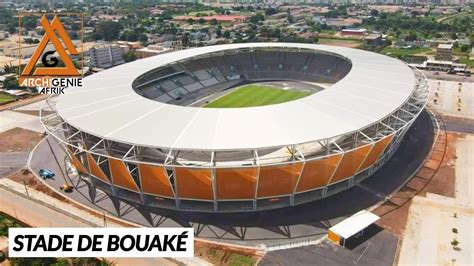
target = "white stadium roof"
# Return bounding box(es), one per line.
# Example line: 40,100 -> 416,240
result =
57,43 -> 415,151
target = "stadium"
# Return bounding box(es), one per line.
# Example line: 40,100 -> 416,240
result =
41,43 -> 429,213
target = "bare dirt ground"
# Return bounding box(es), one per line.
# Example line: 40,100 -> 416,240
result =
7,170 -> 57,197
318,39 -> 361,48
374,130 -> 466,265
12,110 -> 54,117
398,134 -> 473,265
0,94 -> 49,112
0,127 -> 43,153
195,240 -> 264,265
373,130 -> 458,237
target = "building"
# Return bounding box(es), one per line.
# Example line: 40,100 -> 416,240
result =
363,34 -> 383,46
42,43 -> 428,213
88,44 -> 125,69
435,43 -> 453,61
423,59 -> 467,73
173,14 -> 248,23
135,44 -> 173,59
3,40 -> 81,58
341,28 -> 367,37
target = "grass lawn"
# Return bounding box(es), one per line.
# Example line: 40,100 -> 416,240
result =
382,47 -> 432,57
187,10 -> 216,16
204,85 -> 311,108
459,58 -> 474,67
0,213 -> 23,236
0,93 -> 16,104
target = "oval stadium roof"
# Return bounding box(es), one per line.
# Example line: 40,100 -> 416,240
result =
56,43 -> 416,151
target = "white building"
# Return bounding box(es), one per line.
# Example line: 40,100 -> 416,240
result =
88,44 -> 125,69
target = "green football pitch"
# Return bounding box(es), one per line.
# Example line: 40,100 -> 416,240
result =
204,84 -> 312,108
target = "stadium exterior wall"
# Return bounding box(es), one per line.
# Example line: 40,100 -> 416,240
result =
40,47 -> 429,213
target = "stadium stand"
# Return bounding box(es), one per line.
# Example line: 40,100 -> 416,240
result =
133,48 -> 352,104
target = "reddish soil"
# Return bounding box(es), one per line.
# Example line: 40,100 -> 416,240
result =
0,94 -> 49,112
7,170 -> 56,197
6,171 -> 134,228
13,110 -> 54,117
0,127 -> 44,152
374,131 -> 462,237
195,240 -> 264,265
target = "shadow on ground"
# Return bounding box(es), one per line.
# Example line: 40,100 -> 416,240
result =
31,110 -> 434,246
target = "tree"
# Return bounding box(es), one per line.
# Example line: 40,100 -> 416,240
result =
451,33 -> 458,40
126,31 -> 138,42
122,51 -> 136,62
209,18 -> 218,25
249,13 -> 265,24
460,44 -> 470,53
96,20 -> 122,41
10,258 -> 57,266
265,8 -> 277,16
405,32 -> 418,41
216,25 -> 222,37
223,30 -> 231,38
182,32 -> 190,47
370,9 -> 379,17
21,16 -> 38,30
138,33 -> 148,43
311,23 -> 322,32
187,18 -> 194,25
198,18 -> 205,24
3,76 -> 18,89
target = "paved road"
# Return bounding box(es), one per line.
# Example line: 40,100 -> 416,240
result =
443,116 -> 474,134
422,71 -> 474,83
0,182 -> 179,266
261,226 -> 398,266
0,152 -> 28,177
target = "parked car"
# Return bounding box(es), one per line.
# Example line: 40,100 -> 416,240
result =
39,169 -> 55,180
60,184 -> 73,193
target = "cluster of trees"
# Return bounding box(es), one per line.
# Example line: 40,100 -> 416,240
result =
249,13 -> 265,24
122,51 -> 137,62
187,18 -> 216,25
23,38 -> 40,44
3,76 -> 19,89
8,257 -> 112,266
120,29 -> 148,43
325,5 -> 348,18
90,20 -> 123,41
363,11 -> 471,38
278,33 -> 319,44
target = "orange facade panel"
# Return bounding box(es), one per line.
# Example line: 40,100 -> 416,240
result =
175,167 -> 213,200
295,154 -> 343,192
66,148 -> 88,174
330,144 -> 372,184
359,135 -> 394,171
328,230 -> 341,244
257,163 -> 303,198
108,158 -> 140,192
216,167 -> 257,200
138,164 -> 174,198
86,152 -> 110,184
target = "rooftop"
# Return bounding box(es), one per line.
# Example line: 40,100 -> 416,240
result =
56,43 -> 416,151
